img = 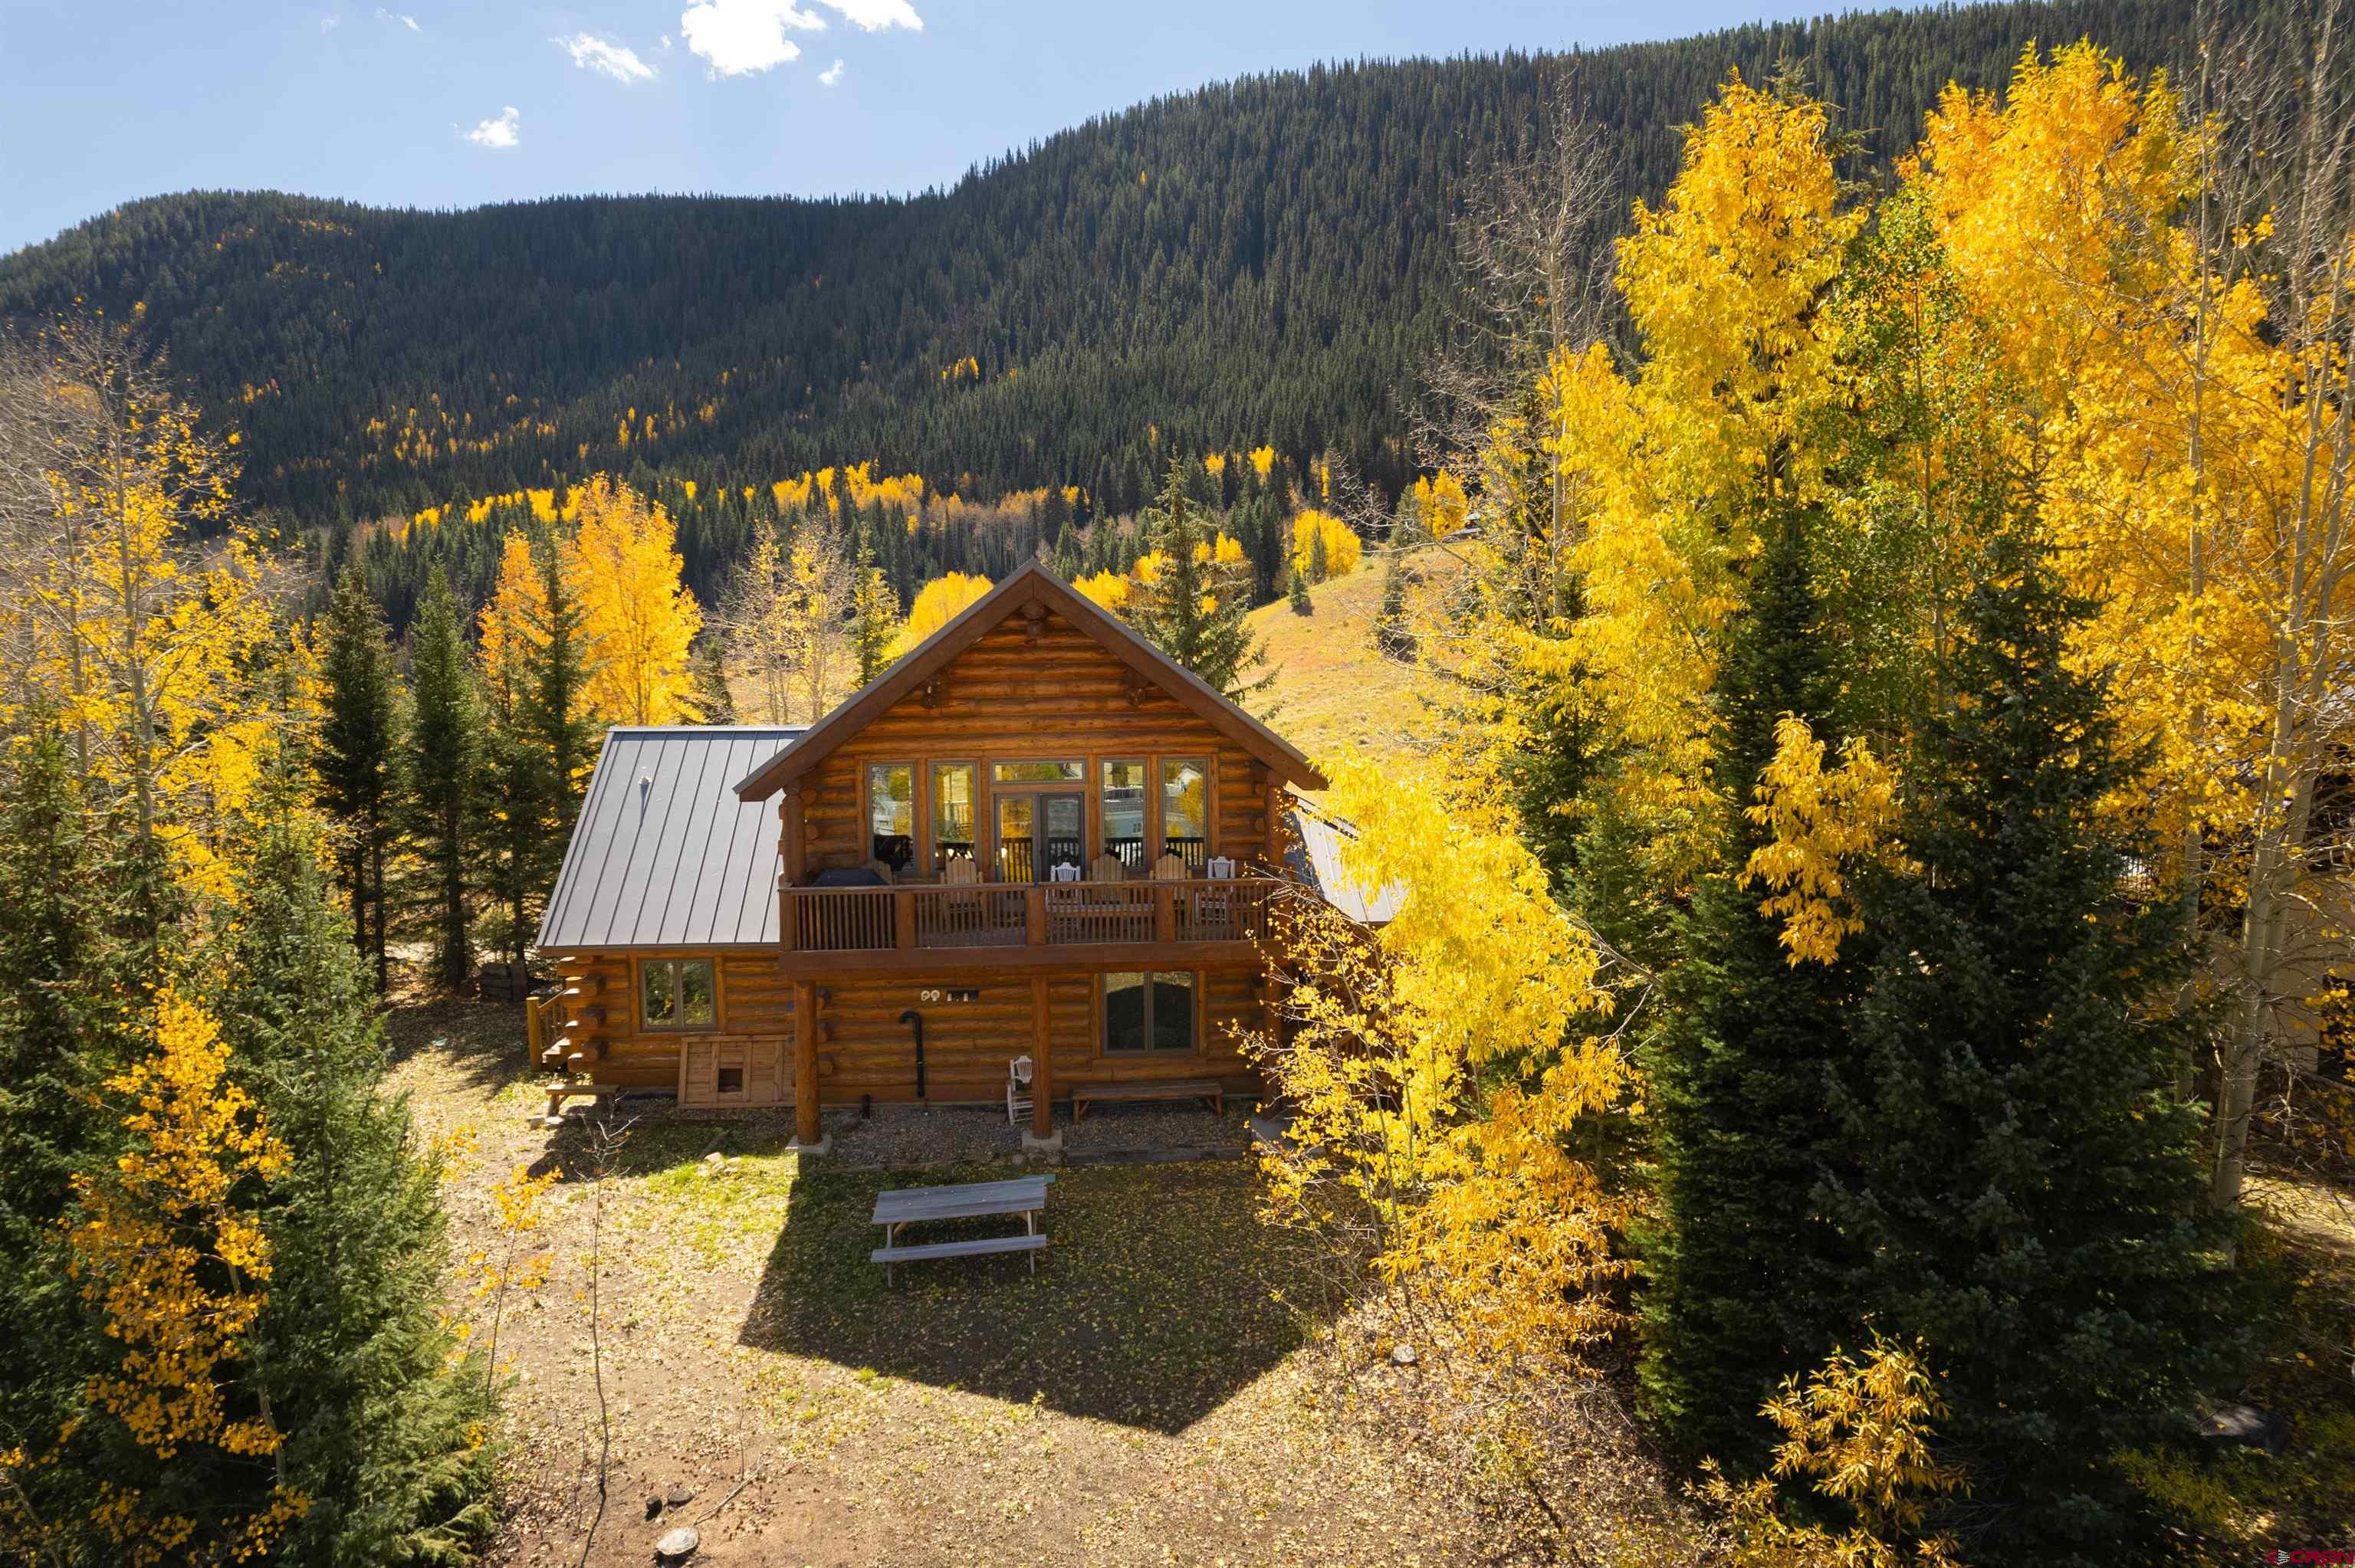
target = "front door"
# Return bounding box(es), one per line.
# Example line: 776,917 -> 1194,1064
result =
996,792 -> 1085,881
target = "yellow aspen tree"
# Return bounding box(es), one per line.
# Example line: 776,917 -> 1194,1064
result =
66,990 -> 307,1566
570,475 -> 704,726
717,530 -> 799,725
1287,509 -> 1361,579
889,570 -> 993,657
1546,74 -> 1862,890
1906,39 -> 2355,1207
11,320 -> 276,900
1250,754 -> 1630,1369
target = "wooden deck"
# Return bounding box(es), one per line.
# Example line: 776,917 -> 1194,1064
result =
778,877 -> 1276,973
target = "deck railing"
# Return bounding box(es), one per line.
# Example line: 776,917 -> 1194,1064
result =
781,877 -> 1276,956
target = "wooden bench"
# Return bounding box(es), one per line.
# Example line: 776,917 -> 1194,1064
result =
534,1078 -> 619,1127
1068,1078 -> 1225,1120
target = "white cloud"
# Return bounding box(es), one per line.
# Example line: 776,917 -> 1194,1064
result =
555,33 -> 656,84
678,0 -> 823,76
660,34 -> 674,49
463,106 -> 521,149
376,7 -> 419,30
818,0 -> 918,31
818,57 -> 844,85
320,13 -> 340,31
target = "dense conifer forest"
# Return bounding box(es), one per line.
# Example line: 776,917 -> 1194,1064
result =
0,0 -> 2254,550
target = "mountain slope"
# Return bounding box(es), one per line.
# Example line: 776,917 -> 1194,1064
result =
1,0 -> 2230,524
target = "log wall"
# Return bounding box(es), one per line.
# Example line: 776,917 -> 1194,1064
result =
794,606 -> 1277,874
543,952 -> 1268,1107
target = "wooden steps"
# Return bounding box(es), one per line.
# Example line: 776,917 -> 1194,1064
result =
534,1078 -> 619,1128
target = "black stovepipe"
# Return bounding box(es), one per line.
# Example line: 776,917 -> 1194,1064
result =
898,1009 -> 926,1101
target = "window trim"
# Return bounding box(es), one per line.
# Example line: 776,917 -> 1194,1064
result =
1098,969 -> 1203,1057
930,759 -> 978,877
862,759 -> 921,877
990,759 -> 1086,786
638,956 -> 721,1033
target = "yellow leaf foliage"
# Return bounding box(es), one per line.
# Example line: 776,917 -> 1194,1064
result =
1250,756 -> 1631,1367
64,990 -> 308,1563
1288,509 -> 1361,579
1743,717 -> 1905,965
570,476 -> 705,726
889,571 -> 993,657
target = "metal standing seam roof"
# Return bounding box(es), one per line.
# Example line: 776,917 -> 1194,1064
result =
1286,793 -> 1407,925
536,726 -> 806,952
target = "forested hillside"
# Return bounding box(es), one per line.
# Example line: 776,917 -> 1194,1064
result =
0,0 -> 2244,535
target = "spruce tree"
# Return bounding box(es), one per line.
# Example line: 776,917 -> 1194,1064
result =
1289,569 -> 1313,615
1129,458 -> 1269,698
1371,552 -> 1417,660
691,631 -> 737,723
315,563 -> 403,992
403,567 -> 480,993
1818,534 -> 2225,1565
529,531 -> 597,821
1636,506 -> 1867,1470
214,766 -> 498,1564
849,544 -> 902,686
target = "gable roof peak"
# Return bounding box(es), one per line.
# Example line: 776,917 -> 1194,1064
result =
731,560 -> 1323,800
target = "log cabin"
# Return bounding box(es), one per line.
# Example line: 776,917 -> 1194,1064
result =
533,560 -> 1353,1150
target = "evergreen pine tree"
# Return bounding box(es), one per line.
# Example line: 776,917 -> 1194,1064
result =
215,763 -> 499,1564
1309,524 -> 1330,584
1818,533 -> 2226,1565
849,544 -> 903,686
1636,506 -> 1867,1471
316,563 -> 403,992
1289,569 -> 1314,615
403,567 -> 480,993
0,723 -> 136,1509
530,532 -> 598,818
1129,459 -> 1269,698
1371,552 -> 1417,660
691,632 -> 737,723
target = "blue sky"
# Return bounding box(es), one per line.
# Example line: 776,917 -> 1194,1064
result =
5,0 -> 1867,255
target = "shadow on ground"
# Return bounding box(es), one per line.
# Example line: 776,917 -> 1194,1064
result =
381,994 -> 537,1100
738,1159 -> 1323,1435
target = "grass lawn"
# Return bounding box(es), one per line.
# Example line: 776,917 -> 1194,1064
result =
1246,544 -> 1462,769
387,1005 -> 1578,1566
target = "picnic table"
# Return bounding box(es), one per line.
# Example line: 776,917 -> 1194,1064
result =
870,1175 -> 1052,1281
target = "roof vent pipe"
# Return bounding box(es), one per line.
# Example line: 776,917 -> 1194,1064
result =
639,775 -> 653,811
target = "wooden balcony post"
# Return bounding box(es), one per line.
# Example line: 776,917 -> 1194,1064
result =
1025,886 -> 1047,946
793,979 -> 822,1149
1155,884 -> 1178,944
1030,974 -> 1054,1142
894,889 -> 917,950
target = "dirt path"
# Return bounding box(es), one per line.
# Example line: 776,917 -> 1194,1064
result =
386,999 -> 1566,1567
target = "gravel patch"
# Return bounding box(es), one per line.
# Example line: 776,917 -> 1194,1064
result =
808,1099 -> 1257,1169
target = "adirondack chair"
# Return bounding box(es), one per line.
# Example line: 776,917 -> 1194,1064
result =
1090,851 -> 1127,883
1207,855 -> 1237,880
1151,852 -> 1190,881
1006,1055 -> 1033,1127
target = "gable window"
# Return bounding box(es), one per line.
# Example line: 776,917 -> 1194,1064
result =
994,760 -> 1083,783
1101,759 -> 1148,874
1103,971 -> 1196,1054
1161,757 -> 1208,873
641,958 -> 716,1031
867,763 -> 917,877
932,762 -> 977,874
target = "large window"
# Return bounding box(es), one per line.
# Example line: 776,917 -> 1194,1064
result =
641,958 -> 716,1031
1103,971 -> 1196,1054
1161,757 -> 1208,872
867,763 -> 916,876
931,762 -> 976,874
994,760 -> 1083,783
1101,759 -> 1148,873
